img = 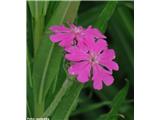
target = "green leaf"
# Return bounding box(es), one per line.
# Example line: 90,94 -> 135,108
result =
27,51 -> 33,88
94,1 -> 118,32
42,1 -> 49,16
28,1 -> 49,18
117,6 -> 134,39
45,2 -> 59,25
51,81 -> 83,120
28,1 -> 35,18
97,80 -> 129,120
42,79 -> 73,117
28,1 -> 49,54
72,101 -> 112,116
109,18 -> 134,68
43,44 -> 63,98
123,2 -> 134,10
27,1 -> 134,119
27,3 -> 34,58
33,16 -> 45,54
78,4 -> 104,27
32,1 -> 80,117
46,1 -> 80,28
42,79 -> 83,119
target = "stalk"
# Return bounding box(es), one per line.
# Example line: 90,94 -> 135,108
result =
33,16 -> 44,54
34,100 -> 45,117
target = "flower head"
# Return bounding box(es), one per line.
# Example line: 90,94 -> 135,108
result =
49,24 -> 119,90
65,39 -> 119,90
49,24 -> 106,48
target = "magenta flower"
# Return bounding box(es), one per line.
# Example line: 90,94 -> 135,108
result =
49,24 -> 106,48
49,24 -> 119,90
65,39 -> 119,90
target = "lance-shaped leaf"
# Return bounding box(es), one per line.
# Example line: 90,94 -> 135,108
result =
42,79 -> 83,119
51,81 -> 83,120
97,80 -> 129,120
94,1 -> 118,33
28,1 -> 49,53
32,1 -> 80,117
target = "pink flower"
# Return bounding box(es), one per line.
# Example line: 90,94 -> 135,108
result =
49,24 -> 119,90
49,24 -> 106,48
65,39 -> 119,90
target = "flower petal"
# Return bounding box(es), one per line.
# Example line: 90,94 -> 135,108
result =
99,49 -> 116,60
83,39 -> 107,54
94,39 -> 108,54
59,36 -> 73,47
65,47 -> 89,61
103,75 -> 114,86
83,37 -> 95,51
85,26 -> 106,39
92,64 -> 103,90
50,33 -> 75,47
98,49 -> 119,71
93,78 -> 103,90
99,60 -> 119,71
68,61 -> 91,83
50,34 -> 61,42
97,64 -> 115,86
92,64 -> 115,90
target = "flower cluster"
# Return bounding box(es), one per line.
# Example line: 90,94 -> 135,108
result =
49,24 -> 119,90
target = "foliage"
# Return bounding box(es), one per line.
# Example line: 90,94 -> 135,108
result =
27,1 -> 134,120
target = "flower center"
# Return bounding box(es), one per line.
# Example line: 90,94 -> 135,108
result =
89,52 -> 99,64
72,39 -> 78,46
72,26 -> 82,34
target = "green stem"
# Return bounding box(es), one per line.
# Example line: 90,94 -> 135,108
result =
34,100 -> 45,117
27,101 -> 32,117
38,44 -> 54,104
32,17 -> 45,117
27,51 -> 33,88
33,16 -> 44,54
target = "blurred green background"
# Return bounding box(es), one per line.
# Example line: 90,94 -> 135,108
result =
27,1 -> 134,120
